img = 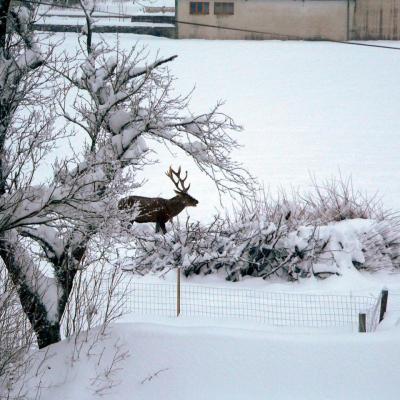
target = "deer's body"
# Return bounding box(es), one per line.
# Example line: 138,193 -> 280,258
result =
118,167 -> 198,234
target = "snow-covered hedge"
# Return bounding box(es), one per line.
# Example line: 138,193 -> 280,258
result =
129,184 -> 400,281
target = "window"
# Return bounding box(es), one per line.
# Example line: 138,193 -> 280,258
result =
190,2 -> 210,15
214,2 -> 234,15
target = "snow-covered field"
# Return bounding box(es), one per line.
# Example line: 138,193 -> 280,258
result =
9,321 -> 400,400
56,33 -> 400,220
5,33 -> 400,399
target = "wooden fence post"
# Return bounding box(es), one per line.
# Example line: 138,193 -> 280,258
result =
358,313 -> 366,333
379,288 -> 389,323
177,267 -> 181,317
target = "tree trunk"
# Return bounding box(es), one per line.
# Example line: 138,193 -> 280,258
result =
36,322 -> 61,349
0,0 -> 11,49
0,237 -> 64,348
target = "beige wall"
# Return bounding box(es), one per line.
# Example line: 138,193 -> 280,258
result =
177,0 -> 351,40
352,0 -> 400,39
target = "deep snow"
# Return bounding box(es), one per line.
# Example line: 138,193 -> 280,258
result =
6,321 -> 400,400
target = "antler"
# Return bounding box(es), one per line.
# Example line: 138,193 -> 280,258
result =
166,166 -> 191,193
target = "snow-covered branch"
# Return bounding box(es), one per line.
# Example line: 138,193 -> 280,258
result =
19,225 -> 65,264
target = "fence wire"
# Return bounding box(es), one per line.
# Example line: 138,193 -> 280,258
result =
110,278 -> 383,332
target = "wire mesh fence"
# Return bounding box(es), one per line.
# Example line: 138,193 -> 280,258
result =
110,272 -> 385,332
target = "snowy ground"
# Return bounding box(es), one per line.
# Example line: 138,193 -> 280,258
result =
54,33 -> 400,221
8,34 -> 400,399
7,321 -> 400,400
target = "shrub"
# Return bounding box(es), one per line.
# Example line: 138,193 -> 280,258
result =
128,178 -> 400,281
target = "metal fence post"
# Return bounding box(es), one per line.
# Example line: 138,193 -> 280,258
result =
379,288 -> 389,323
359,313 -> 366,333
177,267 -> 181,317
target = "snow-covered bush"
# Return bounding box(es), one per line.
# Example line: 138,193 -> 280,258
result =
293,176 -> 386,224
129,183 -> 400,281
130,206 -> 308,281
356,220 -> 400,272
255,176 -> 387,227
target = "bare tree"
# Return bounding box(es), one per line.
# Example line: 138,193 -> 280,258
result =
0,0 -> 253,349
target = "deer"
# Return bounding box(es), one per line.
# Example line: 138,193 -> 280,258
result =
118,166 -> 199,234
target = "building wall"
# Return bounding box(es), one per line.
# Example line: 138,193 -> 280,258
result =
352,0 -> 400,39
177,0 -> 352,40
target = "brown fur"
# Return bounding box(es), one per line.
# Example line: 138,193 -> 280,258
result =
119,166 -> 199,233
118,193 -> 198,234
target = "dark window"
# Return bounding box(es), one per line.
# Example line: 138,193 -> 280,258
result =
214,2 -> 234,15
190,2 -> 210,15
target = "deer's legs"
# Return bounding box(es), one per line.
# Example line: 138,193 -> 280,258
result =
155,221 -> 167,234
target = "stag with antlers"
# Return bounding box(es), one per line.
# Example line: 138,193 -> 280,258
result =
118,166 -> 199,234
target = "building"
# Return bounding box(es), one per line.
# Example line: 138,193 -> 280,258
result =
176,0 -> 400,40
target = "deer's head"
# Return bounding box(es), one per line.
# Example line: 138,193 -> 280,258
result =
166,166 -> 199,207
